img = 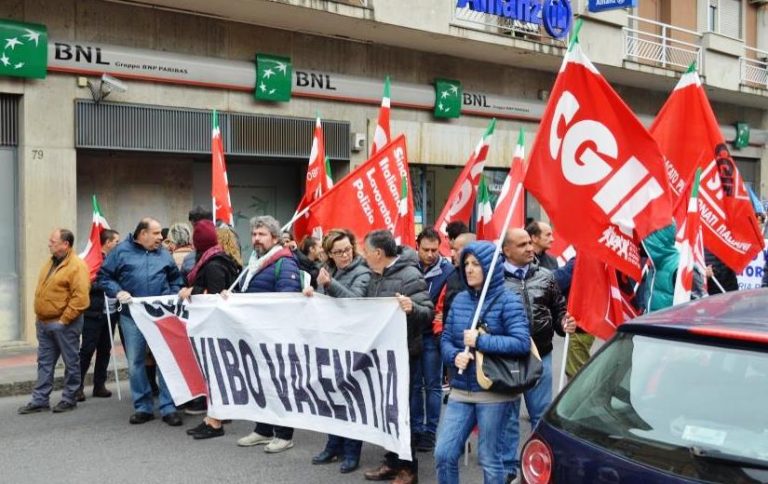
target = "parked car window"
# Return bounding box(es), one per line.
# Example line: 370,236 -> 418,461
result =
549,333 -> 768,479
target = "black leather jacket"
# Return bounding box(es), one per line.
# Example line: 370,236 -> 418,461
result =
503,262 -> 566,357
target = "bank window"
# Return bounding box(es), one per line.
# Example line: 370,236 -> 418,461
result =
709,0 -> 743,39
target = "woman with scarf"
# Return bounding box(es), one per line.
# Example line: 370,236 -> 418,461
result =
178,219 -> 241,440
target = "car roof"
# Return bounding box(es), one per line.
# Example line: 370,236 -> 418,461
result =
619,288 -> 768,344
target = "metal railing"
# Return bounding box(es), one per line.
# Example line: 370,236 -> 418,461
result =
623,15 -> 702,71
740,46 -> 768,88
451,3 -> 567,47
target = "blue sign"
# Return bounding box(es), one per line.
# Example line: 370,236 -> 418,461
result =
456,0 -> 573,40
587,0 -> 637,13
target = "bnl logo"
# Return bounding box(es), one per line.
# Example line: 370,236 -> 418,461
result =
457,0 -> 573,39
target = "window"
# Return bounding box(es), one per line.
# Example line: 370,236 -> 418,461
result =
709,0 -> 743,39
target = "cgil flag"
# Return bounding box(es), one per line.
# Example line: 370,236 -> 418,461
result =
673,169 -> 703,305
568,253 -> 638,341
524,38 -> 672,280
79,195 -> 111,282
650,65 -> 764,273
297,135 -> 415,247
434,118 -> 495,255
211,110 -> 234,226
483,128 -> 527,242
475,176 -> 494,241
370,77 -> 392,157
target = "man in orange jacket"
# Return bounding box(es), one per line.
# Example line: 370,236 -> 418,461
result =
18,228 -> 90,414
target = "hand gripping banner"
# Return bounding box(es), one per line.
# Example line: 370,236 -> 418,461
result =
129,293 -> 412,459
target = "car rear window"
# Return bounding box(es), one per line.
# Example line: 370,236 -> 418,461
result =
549,333 -> 768,481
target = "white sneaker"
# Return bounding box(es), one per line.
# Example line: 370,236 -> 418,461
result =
264,438 -> 294,453
237,432 -> 273,447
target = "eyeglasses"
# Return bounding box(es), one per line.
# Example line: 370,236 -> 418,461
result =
330,246 -> 353,257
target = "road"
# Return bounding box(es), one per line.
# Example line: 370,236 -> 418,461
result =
1,338 -> 568,483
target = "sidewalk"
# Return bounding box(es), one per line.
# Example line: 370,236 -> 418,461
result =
0,343 -> 128,397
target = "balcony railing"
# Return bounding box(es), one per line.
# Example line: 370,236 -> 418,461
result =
451,3 -> 566,47
623,16 -> 702,71
740,46 -> 768,88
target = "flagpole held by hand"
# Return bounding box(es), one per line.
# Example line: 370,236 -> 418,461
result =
558,332 -> 570,393
458,183 -> 524,375
104,294 -> 122,401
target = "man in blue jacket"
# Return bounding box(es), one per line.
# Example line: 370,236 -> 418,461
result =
235,215 -> 303,454
97,218 -> 184,426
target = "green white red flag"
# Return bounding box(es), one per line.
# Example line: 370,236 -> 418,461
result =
482,128 -> 527,242
650,66 -> 764,273
524,39 -> 672,279
370,77 -> 391,157
434,118 -> 495,255
79,194 -> 111,282
475,176 -> 494,241
211,110 -> 234,225
293,116 -> 334,240
296,135 -> 415,247
673,168 -> 703,304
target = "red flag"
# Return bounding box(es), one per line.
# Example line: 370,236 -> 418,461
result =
370,76 -> 391,157
475,176 -> 494,241
673,169 -> 703,304
293,116 -> 333,240
650,67 -> 764,272
524,41 -> 672,279
79,195 -> 110,282
568,253 -> 638,341
211,110 -> 233,225
299,135 -> 414,246
482,128 -> 527,242
434,118 -> 495,255
549,232 -> 576,267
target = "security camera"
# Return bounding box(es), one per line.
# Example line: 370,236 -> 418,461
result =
101,73 -> 127,93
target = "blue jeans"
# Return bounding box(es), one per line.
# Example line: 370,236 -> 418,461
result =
434,398 -> 513,484
410,334 -> 443,435
501,352 -> 553,475
120,311 -> 176,416
325,434 -> 363,461
31,317 -> 83,406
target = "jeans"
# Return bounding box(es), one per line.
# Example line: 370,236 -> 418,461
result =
31,317 -> 83,406
120,311 -> 176,416
501,352 -> 553,475
410,334 -> 443,436
79,312 -> 118,389
254,422 -> 294,440
434,399 -> 513,484
324,434 -> 363,461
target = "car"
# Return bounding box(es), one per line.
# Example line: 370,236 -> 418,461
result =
520,289 -> 768,483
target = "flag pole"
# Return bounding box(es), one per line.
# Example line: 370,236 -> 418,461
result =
458,183 -> 524,375
710,274 -> 727,293
104,294 -> 122,401
281,205 -> 312,233
558,332 -> 570,392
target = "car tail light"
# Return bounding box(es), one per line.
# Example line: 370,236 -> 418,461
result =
521,437 -> 553,484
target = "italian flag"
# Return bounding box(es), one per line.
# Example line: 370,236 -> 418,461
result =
79,194 -> 111,282
370,76 -> 391,157
293,116 -> 333,240
211,110 -> 234,225
485,128 -> 527,241
434,118 -> 495,255
393,175 -> 415,247
475,175 -> 493,241
673,169 -> 702,305
325,156 -> 334,190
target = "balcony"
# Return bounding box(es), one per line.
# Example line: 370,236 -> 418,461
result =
740,46 -> 768,89
623,16 -> 702,72
452,3 -> 566,47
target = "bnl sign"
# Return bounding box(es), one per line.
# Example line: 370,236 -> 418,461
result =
588,0 -> 638,13
456,0 -> 573,39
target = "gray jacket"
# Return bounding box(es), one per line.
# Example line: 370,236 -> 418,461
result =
321,255 -> 371,298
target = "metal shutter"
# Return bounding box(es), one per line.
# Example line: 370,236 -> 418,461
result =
720,0 -> 742,39
0,95 -> 19,147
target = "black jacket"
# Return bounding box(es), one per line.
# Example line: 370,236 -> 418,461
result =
191,253 -> 242,295
537,251 -> 559,271
293,249 -> 321,289
705,249 -> 739,295
442,268 -> 466,329
503,262 -> 566,357
366,247 -> 434,359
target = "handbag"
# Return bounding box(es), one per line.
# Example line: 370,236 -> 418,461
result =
474,294 -> 543,395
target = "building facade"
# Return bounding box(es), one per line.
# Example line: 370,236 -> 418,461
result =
1,0 -> 767,344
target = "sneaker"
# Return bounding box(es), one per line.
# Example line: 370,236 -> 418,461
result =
237,432 -> 273,447
264,438 -> 294,453
17,402 -> 50,415
52,401 -> 77,413
161,411 -> 183,427
186,421 -> 209,436
192,423 -> 225,440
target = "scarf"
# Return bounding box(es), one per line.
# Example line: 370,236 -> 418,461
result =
241,245 -> 292,291
187,245 -> 224,287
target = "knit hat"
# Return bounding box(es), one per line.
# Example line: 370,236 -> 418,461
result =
192,219 -> 218,253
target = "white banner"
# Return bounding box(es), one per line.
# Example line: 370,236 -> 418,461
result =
129,293 -> 411,459
737,239 -> 768,290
